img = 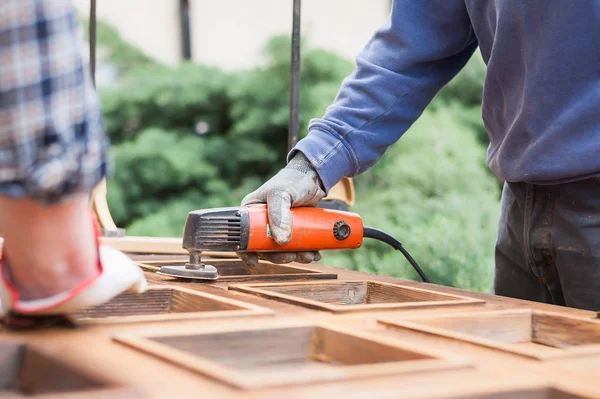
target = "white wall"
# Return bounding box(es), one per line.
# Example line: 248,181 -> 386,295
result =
302,0 -> 390,61
73,0 -> 182,66
74,0 -> 391,69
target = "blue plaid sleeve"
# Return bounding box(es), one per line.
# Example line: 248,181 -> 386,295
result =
0,0 -> 109,204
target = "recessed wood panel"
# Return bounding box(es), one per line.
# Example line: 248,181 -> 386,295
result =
70,286 -> 273,325
229,280 -> 484,313
379,309 -> 600,361
114,322 -> 469,390
0,343 -> 121,397
137,259 -> 337,282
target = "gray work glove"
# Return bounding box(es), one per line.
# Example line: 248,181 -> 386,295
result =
238,152 -> 326,266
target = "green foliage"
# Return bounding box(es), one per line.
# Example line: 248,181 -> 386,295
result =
101,31 -> 496,292
100,63 -> 231,144
106,128 -> 220,225
321,105 -> 499,292
80,19 -> 155,75
103,35 -> 353,237
225,36 -> 353,175
124,179 -> 260,237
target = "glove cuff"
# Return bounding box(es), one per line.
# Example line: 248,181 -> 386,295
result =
286,152 -> 326,192
286,151 -> 314,174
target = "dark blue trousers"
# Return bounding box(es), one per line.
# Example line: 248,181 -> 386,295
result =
495,181 -> 600,311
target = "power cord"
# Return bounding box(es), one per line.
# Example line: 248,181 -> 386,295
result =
363,226 -> 430,283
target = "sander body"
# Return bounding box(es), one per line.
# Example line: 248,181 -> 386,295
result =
159,204 -> 364,280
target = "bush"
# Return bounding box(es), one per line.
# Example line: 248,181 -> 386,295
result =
100,63 -> 231,144
97,25 -> 496,292
102,35 -> 353,231
320,105 -> 499,292
80,19 -> 156,76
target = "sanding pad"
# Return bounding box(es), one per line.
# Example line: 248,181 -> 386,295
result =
158,264 -> 219,281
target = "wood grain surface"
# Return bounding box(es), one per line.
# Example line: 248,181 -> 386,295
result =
114,322 -> 469,390
379,309 -> 600,361
229,280 -> 485,313
70,286 -> 273,326
0,253 -> 599,398
0,342 -> 124,397
138,259 -> 338,282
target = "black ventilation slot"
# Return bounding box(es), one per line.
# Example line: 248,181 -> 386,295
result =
199,215 -> 242,246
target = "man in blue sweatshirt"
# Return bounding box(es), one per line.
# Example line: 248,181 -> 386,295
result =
240,1 -> 600,310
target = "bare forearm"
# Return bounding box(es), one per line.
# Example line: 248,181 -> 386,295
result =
0,195 -> 97,299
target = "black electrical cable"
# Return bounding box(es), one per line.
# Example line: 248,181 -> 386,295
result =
363,226 -> 430,283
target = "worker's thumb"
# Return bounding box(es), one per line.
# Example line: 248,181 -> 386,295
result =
266,190 -> 293,245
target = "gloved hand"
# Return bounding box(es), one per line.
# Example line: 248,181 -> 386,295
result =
238,152 -> 326,266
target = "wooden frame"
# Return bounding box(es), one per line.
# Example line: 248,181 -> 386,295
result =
70,285 -> 273,325
92,179 -> 119,233
378,309 -> 600,361
229,280 -> 485,313
0,341 -> 134,398
98,236 -> 188,255
137,259 -> 338,282
113,321 -> 471,390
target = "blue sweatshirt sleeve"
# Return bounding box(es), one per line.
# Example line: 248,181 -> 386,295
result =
290,0 -> 478,192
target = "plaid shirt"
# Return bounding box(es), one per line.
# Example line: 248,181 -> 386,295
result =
0,0 -> 108,204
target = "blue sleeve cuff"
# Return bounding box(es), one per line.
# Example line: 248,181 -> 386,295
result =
287,127 -> 357,193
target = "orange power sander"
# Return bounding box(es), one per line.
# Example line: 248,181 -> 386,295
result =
159,204 -> 429,282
